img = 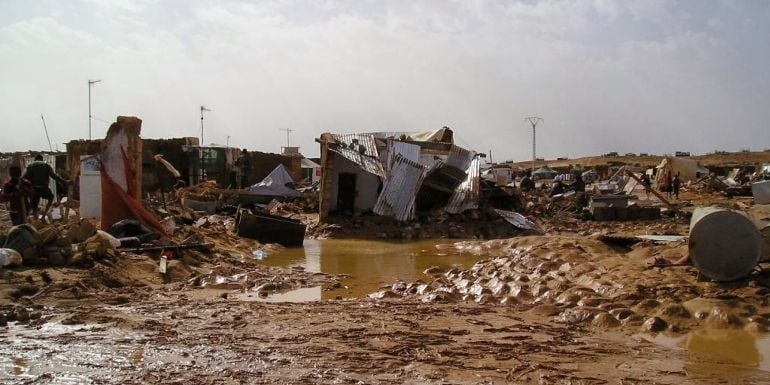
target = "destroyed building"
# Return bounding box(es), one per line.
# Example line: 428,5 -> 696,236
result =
66,137 -> 301,198
316,127 -> 482,222
182,146 -> 301,188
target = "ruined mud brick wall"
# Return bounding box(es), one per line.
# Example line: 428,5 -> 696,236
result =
67,137 -> 199,198
141,137 -> 199,192
247,151 -> 302,187
318,138 -> 334,222
101,116 -> 143,198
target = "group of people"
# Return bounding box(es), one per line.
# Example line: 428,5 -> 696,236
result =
519,167 -> 682,203
0,155 -> 70,225
518,170 -> 585,198
642,170 -> 682,200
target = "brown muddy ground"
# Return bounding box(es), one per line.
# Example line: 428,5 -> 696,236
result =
2,187 -> 770,384
6,295 -> 763,385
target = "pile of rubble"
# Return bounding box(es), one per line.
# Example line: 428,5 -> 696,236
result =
0,178 -> 338,305
690,167 -> 770,200
0,220 -> 121,268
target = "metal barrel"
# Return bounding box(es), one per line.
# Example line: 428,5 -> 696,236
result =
689,207 -> 762,282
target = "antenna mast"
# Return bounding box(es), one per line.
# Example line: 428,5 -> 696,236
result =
279,128 -> 293,148
41,114 -> 53,151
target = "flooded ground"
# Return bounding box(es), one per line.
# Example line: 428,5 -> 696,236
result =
4,298 -> 770,385
645,328 -> 770,374
249,239 -> 482,300
4,194 -> 770,383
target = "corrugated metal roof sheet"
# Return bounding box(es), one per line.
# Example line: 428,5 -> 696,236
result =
387,141 -> 421,172
446,155 -> 481,214
331,133 -> 380,157
328,133 -> 385,177
374,154 -> 425,221
445,145 -> 473,171
494,209 -> 545,234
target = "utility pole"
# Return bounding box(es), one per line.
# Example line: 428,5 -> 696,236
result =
200,105 -> 211,145
40,114 -> 53,151
525,117 -> 543,172
226,135 -> 231,148
88,79 -> 101,140
279,128 -> 293,149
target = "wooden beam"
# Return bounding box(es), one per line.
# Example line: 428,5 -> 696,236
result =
623,168 -> 676,210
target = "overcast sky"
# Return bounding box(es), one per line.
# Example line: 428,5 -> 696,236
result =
1,0 -> 769,161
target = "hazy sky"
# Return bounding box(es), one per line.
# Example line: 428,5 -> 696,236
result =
2,0 -> 769,161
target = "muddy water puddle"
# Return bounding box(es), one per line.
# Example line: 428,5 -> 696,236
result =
242,239 -> 481,301
0,319 -> 271,384
642,329 -> 770,375
0,321 -> 146,383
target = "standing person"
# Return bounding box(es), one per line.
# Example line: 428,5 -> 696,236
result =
23,154 -> 69,220
673,172 -> 682,200
235,149 -> 251,189
641,173 -> 652,200
664,170 -> 673,199
572,171 -> 587,207
0,166 -> 34,225
520,171 -> 535,191
572,170 -> 585,193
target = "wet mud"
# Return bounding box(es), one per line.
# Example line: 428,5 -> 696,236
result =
373,235 -> 770,336
8,297 -> 767,385
3,187 -> 770,383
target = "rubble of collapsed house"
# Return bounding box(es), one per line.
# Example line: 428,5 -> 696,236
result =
692,164 -> 770,199
311,127 -> 538,239
0,116 -> 338,303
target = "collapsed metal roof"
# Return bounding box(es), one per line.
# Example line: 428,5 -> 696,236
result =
446,156 -> 481,214
326,133 -> 386,178
374,154 -> 425,221
319,128 -> 482,221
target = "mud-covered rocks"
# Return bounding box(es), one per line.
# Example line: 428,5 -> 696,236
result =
557,307 -> 599,324
371,234 -> 770,334
592,312 -> 621,328
368,290 -> 403,299
642,317 -> 668,332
